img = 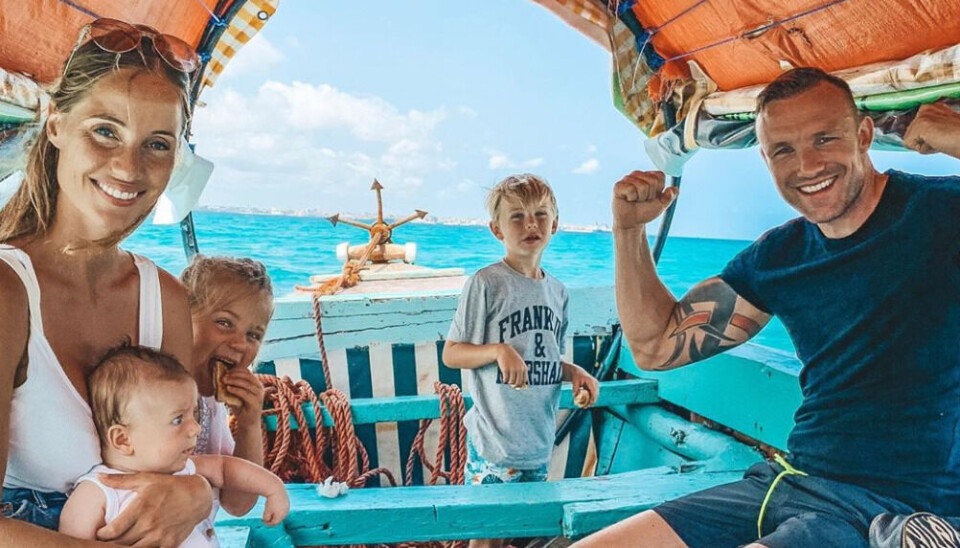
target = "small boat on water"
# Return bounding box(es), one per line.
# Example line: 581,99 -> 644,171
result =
2,1 -> 960,546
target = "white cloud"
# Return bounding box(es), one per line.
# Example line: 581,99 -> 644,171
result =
484,149 -> 544,170
587,144 -> 597,153
218,34 -> 284,80
191,81 -> 455,198
458,106 -> 478,118
573,158 -> 599,175
524,157 -> 544,168
488,153 -> 511,170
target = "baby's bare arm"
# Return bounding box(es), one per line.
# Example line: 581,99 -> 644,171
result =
192,455 -> 289,523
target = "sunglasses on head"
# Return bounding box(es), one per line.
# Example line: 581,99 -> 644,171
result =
71,18 -> 200,74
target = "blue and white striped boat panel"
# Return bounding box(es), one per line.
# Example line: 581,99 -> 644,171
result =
255,335 -> 606,485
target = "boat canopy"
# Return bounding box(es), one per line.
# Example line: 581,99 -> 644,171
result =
0,0 -> 276,134
533,0 -> 960,172
2,1 -> 960,176
0,0 -> 278,185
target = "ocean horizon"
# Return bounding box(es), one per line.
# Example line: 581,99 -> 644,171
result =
125,210 -> 796,355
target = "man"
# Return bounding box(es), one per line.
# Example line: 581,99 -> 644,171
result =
573,68 -> 960,547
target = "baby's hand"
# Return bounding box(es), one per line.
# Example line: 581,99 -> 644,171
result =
496,344 -> 529,389
261,488 -> 291,526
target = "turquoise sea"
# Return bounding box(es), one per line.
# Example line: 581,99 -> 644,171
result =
125,211 -> 796,355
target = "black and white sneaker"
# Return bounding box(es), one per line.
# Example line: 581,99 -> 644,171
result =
870,512 -> 960,548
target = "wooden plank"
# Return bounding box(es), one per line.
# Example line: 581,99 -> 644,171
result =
263,287 -> 617,359
215,469 -> 742,545
619,342 -> 802,450
261,379 -> 659,431
561,471 -> 742,539
0,99 -> 34,122
212,518 -> 295,548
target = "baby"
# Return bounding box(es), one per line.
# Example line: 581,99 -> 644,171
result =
58,345 -> 289,545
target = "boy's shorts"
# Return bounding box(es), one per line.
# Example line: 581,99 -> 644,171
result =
464,434 -> 548,485
654,460 -> 928,548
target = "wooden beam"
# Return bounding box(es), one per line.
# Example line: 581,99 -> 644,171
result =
215,469 -> 742,545
262,379 -> 658,430
561,474 -> 741,539
620,343 -> 802,451
262,286 -> 617,359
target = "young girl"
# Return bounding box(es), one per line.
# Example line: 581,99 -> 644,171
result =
180,255 -> 274,516
59,345 -> 288,544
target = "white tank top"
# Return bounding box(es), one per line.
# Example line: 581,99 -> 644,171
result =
0,246 -> 164,494
75,460 -> 219,548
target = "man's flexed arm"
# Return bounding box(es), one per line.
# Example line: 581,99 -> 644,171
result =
613,171 -> 771,370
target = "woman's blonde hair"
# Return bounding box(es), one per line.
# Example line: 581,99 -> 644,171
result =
180,255 -> 274,317
0,36 -> 193,247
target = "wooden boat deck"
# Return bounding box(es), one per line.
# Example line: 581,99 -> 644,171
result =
307,263 -> 468,296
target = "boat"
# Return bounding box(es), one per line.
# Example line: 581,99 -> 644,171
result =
2,1 -> 959,546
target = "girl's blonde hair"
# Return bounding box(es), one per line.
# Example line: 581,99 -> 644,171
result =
180,255 -> 274,317
0,37 -> 193,247
485,173 -> 558,221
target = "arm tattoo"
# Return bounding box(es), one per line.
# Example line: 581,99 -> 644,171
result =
656,280 -> 761,369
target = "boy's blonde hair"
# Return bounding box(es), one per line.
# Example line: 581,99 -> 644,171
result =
180,255 -> 274,317
485,174 -> 558,221
88,345 -> 193,445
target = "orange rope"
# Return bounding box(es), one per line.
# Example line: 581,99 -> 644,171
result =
312,294 -> 334,392
405,382 -> 467,487
296,232 -> 384,295
257,375 -> 396,487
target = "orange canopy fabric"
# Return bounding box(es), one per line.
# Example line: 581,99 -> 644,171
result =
632,0 -> 960,92
0,0 -> 230,85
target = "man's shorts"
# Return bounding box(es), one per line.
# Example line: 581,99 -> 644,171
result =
654,460 -> 919,548
464,435 -> 548,485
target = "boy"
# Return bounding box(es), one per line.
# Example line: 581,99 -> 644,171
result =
59,345 -> 289,546
442,173 -> 599,548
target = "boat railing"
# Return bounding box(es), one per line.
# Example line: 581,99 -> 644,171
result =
215,378 -> 759,547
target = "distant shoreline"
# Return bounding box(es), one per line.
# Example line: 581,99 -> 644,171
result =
195,205 -> 613,233
193,205 -> 753,242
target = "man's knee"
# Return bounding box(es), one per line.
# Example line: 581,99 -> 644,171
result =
571,509 -> 686,548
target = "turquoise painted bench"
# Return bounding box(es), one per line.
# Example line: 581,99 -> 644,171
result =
256,335 -> 615,484
216,468 -> 744,546
215,526 -> 252,548
215,378 -> 765,546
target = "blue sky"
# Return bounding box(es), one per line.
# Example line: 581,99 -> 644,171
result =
189,1 -> 960,241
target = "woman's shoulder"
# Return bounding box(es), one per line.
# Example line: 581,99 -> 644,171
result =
154,264 -> 193,365
0,254 -> 29,320
0,254 -> 29,388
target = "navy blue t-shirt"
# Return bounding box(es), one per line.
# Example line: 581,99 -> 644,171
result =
720,170 -> 960,515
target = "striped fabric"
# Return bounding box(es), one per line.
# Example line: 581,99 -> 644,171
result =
550,0 -> 609,29
200,0 -> 279,89
612,18 -> 659,134
255,336 -> 607,486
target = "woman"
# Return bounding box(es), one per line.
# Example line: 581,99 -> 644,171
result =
0,19 -> 213,546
